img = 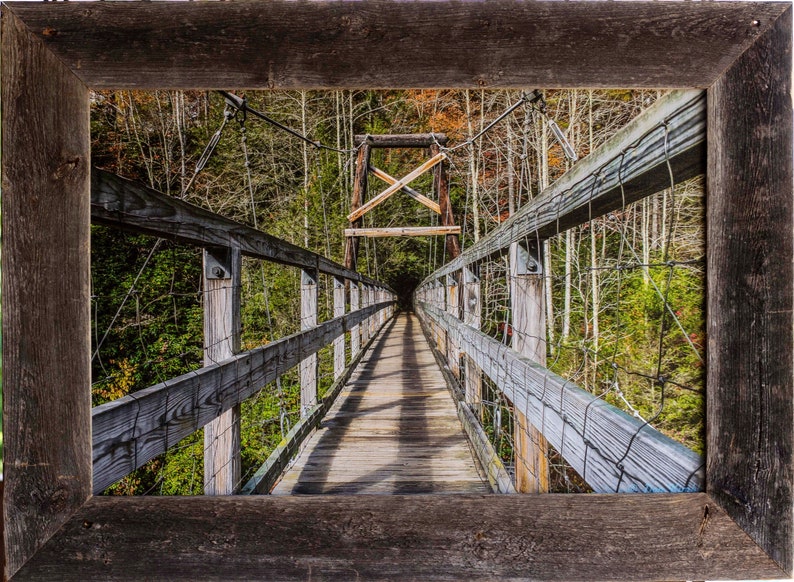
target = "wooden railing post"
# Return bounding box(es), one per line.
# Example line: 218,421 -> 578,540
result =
203,246 -> 242,495
361,284 -> 370,344
350,281 -> 361,358
446,273 -> 461,377
333,276 -> 346,380
300,268 -> 319,417
510,241 -> 550,494
463,266 -> 483,418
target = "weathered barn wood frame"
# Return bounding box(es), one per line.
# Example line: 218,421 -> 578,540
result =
1,1 -> 791,580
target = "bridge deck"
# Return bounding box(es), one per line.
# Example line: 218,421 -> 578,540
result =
272,312 -> 489,495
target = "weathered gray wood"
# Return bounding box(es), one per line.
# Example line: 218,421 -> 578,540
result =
344,226 -> 461,238
350,283 -> 361,358
418,303 -> 704,494
91,168 -> 385,290
707,7 -> 794,573
1,10 -> 91,579
344,144 -> 370,271
203,247 -> 242,496
462,268 -> 483,418
8,2 -> 787,89
430,143 -> 461,260
91,301 -> 393,493
272,313 -> 487,496
369,165 -> 441,214
300,270 -> 319,416
355,134 -> 448,148
427,90 -> 706,282
510,242 -> 550,494
347,153 -> 446,222
333,277 -> 346,380
14,494 -> 786,581
241,313 -> 393,495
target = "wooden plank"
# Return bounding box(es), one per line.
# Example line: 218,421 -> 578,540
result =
462,268 -> 483,418
350,283 -> 361,358
344,226 -> 461,238
707,7 -> 794,573
13,494 -> 786,581
419,303 -> 704,494
1,10 -> 91,579
430,143 -> 461,260
203,247 -> 242,496
272,313 -> 486,496
333,277 -> 346,380
91,301 -> 393,493
510,242 -> 550,494
369,165 -> 441,214
241,314 -> 394,495
8,2 -> 788,89
299,270 -> 318,416
91,168 -> 386,290
426,90 -> 706,282
355,133 -> 448,148
343,144 -> 370,270
346,153 -> 447,222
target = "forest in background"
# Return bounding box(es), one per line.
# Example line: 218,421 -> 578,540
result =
90,88 -> 704,494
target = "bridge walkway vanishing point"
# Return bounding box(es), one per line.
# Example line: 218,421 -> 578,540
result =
272,312 -> 490,495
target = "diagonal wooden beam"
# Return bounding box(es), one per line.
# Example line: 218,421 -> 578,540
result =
345,226 -> 461,238
369,165 -> 441,214
347,152 -> 446,222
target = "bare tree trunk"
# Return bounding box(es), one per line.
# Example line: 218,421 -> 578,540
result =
465,90 -> 481,242
301,90 -> 310,249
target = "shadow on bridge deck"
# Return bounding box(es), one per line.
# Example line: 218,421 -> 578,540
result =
271,312 -> 489,495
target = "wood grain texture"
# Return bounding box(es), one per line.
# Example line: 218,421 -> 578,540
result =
333,277 -> 346,380
427,90 -> 706,282
13,494 -> 785,581
707,7 -> 794,574
203,248 -> 241,495
300,270 -> 319,415
355,134 -> 448,148
91,168 -> 385,289
272,313 -> 487,495
92,301 -> 393,493
241,316 -> 394,495
6,1 -> 787,89
431,143 -> 461,260
344,226 -> 461,238
1,9 -> 91,578
419,303 -> 704,494
510,243 -> 550,494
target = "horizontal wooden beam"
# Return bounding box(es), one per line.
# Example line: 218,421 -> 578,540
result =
369,165 -> 441,214
92,301 -> 394,494
14,494 -> 785,581
347,153 -> 447,222
7,2 -> 787,89
345,227 -> 461,238
418,303 -> 704,494
241,316 -> 395,494
91,168 -> 387,290
354,134 -> 448,148
426,90 -> 706,282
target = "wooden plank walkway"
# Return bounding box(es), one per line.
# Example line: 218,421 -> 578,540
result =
272,312 -> 489,495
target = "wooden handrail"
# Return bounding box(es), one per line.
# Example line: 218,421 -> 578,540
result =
91,168 -> 391,291
423,90 -> 705,283
417,302 -> 704,493
92,300 -> 394,494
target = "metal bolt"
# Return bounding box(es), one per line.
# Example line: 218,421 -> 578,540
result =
212,266 -> 225,278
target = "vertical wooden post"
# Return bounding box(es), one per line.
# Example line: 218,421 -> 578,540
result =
300,269 -> 319,416
203,247 -> 242,495
344,144 -> 371,271
510,241 -> 550,494
333,277 -> 346,380
463,266 -> 483,418
430,143 -> 461,260
350,282 -> 361,358
707,9 -> 793,570
446,273 -> 461,377
1,11 -> 91,577
361,284 -> 370,345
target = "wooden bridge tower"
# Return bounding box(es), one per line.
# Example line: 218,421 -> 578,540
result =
343,133 -> 461,272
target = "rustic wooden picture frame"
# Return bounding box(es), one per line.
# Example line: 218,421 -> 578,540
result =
1,2 -> 791,580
